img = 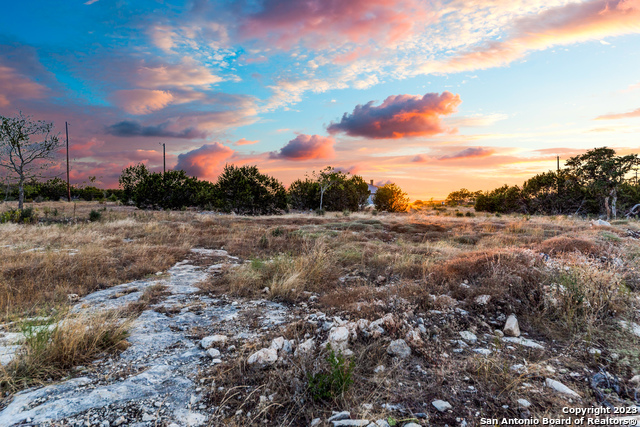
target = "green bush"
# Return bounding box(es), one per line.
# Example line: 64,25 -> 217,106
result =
214,165 -> 288,215
88,210 -> 102,222
373,183 -> 409,212
0,207 -> 37,224
307,345 -> 355,401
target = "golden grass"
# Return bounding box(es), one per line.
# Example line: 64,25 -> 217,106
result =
0,310 -> 131,393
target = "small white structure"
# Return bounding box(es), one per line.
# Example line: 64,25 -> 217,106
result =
367,180 -> 378,205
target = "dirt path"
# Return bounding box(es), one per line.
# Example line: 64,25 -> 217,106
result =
0,249 -> 290,427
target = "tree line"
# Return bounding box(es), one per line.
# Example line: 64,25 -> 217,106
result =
0,113 -> 409,215
118,163 -> 408,214
446,148 -> 639,219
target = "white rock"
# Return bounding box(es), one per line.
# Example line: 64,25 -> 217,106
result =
201,335 -> 227,349
404,424 -> 421,427
247,348 -> 278,366
311,418 -> 321,427
494,330 -> 504,338
503,314 -> 520,337
142,413 -> 155,422
517,398 -> 531,408
282,339 -> 293,354
375,421 -> 390,427
588,348 -> 601,356
405,329 -> 422,343
620,321 -> 640,338
294,338 -> 315,357
206,348 -> 221,358
502,337 -> 544,349
333,420 -> 370,427
328,326 -> 350,350
594,219 -> 611,226
459,331 -> 477,344
211,358 -> 222,364
374,365 -> 385,374
432,400 -> 452,412
545,378 -> 581,398
510,364 -> 527,374
387,339 -> 411,358
630,375 -> 640,385
270,337 -> 285,351
473,348 -> 492,356
328,411 -> 351,422
475,295 -> 491,305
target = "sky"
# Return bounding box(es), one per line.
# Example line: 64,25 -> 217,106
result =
0,0 -> 639,200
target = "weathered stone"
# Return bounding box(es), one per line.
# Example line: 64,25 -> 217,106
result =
328,326 -> 350,350
502,337 -> 543,349
517,399 -> 531,408
387,339 -> 411,358
432,400 -> 452,412
474,295 -> 491,305
201,335 -> 227,349
328,411 -> 351,422
459,331 -> 477,344
545,378 -> 580,398
270,337 -> 285,351
503,314 -> 520,337
333,420 -> 370,427
206,348 -> 221,358
247,348 -> 278,366
295,339 -> 316,357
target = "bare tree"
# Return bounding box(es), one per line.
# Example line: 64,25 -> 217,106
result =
0,113 -> 60,210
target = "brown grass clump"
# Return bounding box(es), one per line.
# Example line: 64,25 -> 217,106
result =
537,236 -> 601,256
0,310 -> 131,393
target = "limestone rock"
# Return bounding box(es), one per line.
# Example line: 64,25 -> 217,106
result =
387,339 -> 411,358
432,400 -> 452,412
247,348 -> 278,367
503,314 -> 520,337
545,378 -> 580,398
459,331 -> 477,344
294,338 -> 315,357
201,335 -> 228,349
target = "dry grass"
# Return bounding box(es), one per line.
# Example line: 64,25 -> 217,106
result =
0,310 -> 131,393
2,200 -> 640,422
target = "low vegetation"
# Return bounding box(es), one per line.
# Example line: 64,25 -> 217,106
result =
0,200 -> 639,424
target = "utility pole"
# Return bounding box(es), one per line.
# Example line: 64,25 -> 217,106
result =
556,155 -> 561,195
160,142 -> 166,173
66,122 -> 71,202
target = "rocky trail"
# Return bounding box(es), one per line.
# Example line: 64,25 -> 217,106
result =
0,249 -> 291,426
1,247 -> 640,427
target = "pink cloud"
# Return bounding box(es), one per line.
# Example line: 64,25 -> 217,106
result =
234,138 -> 258,146
174,142 -> 235,179
112,89 -> 174,115
270,134 -> 335,160
595,107 -> 640,120
0,65 -> 47,107
136,57 -> 222,89
428,0 -> 640,73
439,147 -> 495,160
327,92 -> 461,139
240,0 -> 433,50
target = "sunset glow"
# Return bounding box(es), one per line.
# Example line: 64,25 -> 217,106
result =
1,0 -> 639,199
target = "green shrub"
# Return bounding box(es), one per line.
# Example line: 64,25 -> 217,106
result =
315,208 -> 325,216
307,345 -> 355,401
89,210 -> 102,222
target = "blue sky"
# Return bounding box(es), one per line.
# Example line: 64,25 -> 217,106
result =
0,0 -> 639,199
